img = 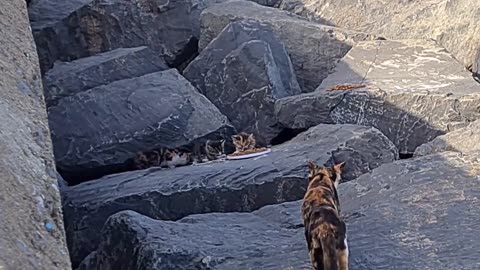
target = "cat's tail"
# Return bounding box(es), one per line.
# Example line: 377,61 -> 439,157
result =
319,229 -> 338,270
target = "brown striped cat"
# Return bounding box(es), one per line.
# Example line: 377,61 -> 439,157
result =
302,161 -> 348,270
231,132 -> 257,153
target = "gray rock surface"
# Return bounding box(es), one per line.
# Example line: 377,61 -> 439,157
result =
43,46 -> 168,107
276,39 -> 480,153
273,0 -> 480,70
78,151 -> 480,270
29,0 -> 226,73
0,0 -> 71,269
62,123 -> 398,266
184,20 -> 301,142
48,69 -> 234,184
199,0 -> 375,92
414,119 -> 480,157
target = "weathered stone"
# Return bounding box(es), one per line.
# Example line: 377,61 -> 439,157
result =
0,0 -> 71,269
28,0 -> 226,73
274,0 -> 480,70
48,69 -> 234,184
43,46 -> 168,107
184,20 -> 301,142
79,151 -> 480,270
276,40 -> 480,154
62,123 -> 398,266
414,120 -> 480,157
199,0 -> 375,92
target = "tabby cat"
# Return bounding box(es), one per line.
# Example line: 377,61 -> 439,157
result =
192,139 -> 227,163
302,161 -> 348,270
231,132 -> 257,153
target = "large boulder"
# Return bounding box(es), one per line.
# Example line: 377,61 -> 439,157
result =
28,0 -> 227,73
43,46 -> 168,107
48,68 -> 234,184
199,0 -> 375,92
79,151 -> 480,270
0,0 -> 71,269
274,0 -> 480,70
276,39 -> 480,154
414,119 -> 480,157
62,123 -> 398,266
184,20 -> 301,142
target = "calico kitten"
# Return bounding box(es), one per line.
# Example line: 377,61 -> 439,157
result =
231,132 -> 256,153
302,161 -> 348,270
133,148 -> 192,170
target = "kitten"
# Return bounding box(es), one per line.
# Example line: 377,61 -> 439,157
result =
192,139 -> 227,163
231,132 -> 256,153
162,149 -> 192,168
302,161 -> 348,270
133,148 -> 192,170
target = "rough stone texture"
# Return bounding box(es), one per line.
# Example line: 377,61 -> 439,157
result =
0,0 -> 71,269
62,123 -> 398,266
274,0 -> 480,70
43,46 -> 168,107
48,69 -> 234,184
276,40 -> 480,154
28,0 -> 227,73
79,151 -> 480,270
199,0 -> 375,92
184,20 -> 301,142
414,120 -> 480,157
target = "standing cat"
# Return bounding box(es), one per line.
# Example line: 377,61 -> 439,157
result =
302,161 -> 348,270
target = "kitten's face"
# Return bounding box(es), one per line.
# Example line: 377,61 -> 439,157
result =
307,161 -> 345,189
232,133 -> 255,152
206,140 -> 225,157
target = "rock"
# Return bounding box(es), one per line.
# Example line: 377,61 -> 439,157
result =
48,68 -> 234,184
28,0 -> 226,73
0,0 -> 71,269
77,208 -> 308,270
199,0 -> 375,92
274,0 -> 480,70
43,46 -> 168,107
275,39 -> 480,154
62,123 -> 398,266
80,151 -> 480,269
184,20 -> 301,142
414,120 -> 480,157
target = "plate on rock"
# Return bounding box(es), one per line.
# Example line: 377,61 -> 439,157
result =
226,148 -> 272,160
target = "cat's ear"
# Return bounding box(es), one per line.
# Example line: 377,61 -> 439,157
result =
231,135 -> 240,141
248,133 -> 255,140
333,161 -> 345,172
307,160 -> 317,176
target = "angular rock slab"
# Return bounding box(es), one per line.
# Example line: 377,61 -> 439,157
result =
80,151 -> 480,270
48,68 -> 234,184
184,20 -> 301,142
43,46 -> 168,107
62,123 -> 398,266
0,0 -> 71,269
273,0 -> 480,69
29,0 -> 226,73
414,119 -> 480,157
78,208 -> 309,270
276,39 -> 480,153
199,0 -> 374,92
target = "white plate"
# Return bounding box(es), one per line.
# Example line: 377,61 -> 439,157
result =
226,148 -> 272,160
